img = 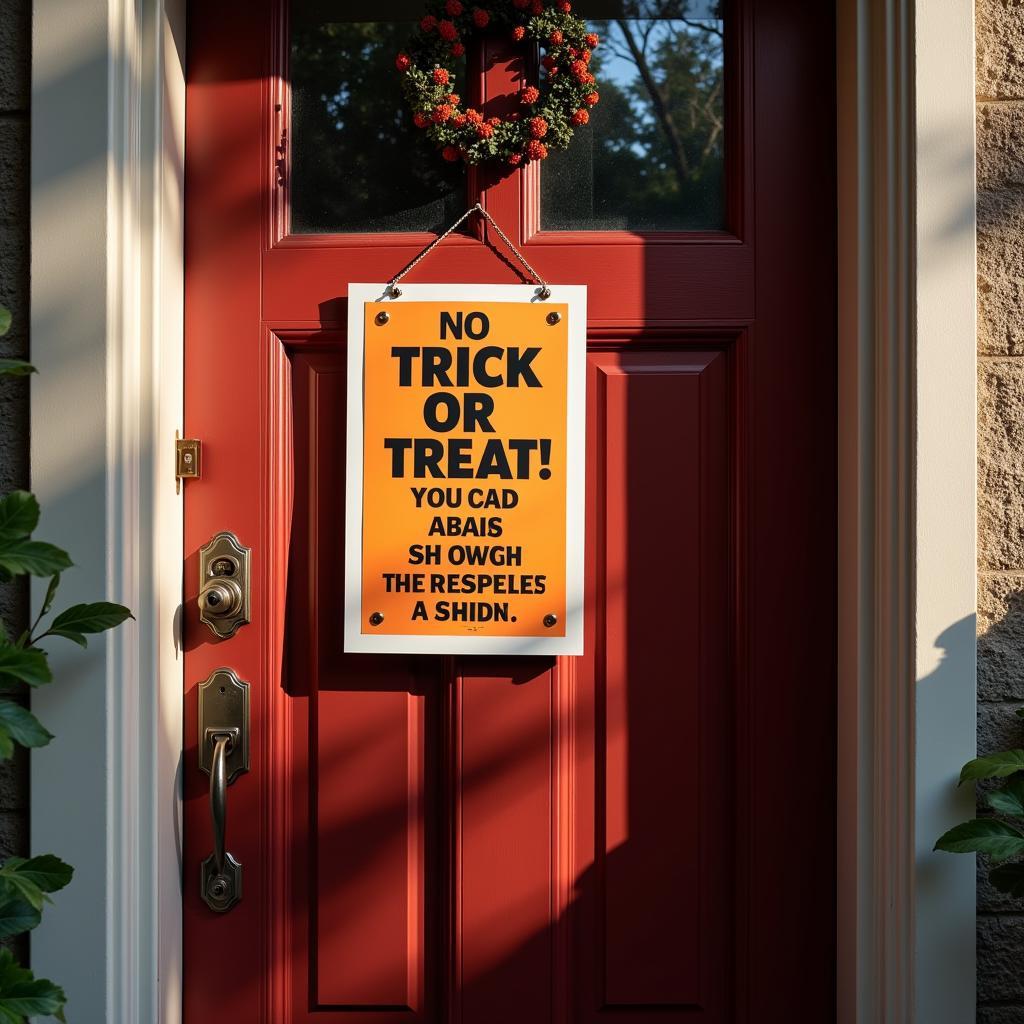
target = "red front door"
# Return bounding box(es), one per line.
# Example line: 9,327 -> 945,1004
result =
183,2 -> 837,1021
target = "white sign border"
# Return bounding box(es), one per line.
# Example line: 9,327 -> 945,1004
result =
344,282 -> 586,656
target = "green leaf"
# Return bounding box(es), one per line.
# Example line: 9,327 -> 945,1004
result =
989,861 -> 1024,897
44,630 -> 85,648
987,776 -> 1024,817
0,857 -> 72,912
0,701 -> 52,760
0,540 -> 72,580
0,645 -> 50,687
0,898 -> 40,939
48,603 -> 133,644
0,494 -> 38,540
934,818 -> 1024,862
959,750 -> 1024,784
0,360 -> 34,378
0,307 -> 11,337
0,948 -> 66,1023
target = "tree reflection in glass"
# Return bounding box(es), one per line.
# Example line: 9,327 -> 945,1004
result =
290,3 -> 466,235
542,1 -> 725,231
288,1 -> 724,235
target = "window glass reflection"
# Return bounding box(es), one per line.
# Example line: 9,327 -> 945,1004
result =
541,1 -> 725,231
290,1 -> 466,234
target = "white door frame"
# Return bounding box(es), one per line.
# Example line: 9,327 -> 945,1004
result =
29,0 -> 977,1020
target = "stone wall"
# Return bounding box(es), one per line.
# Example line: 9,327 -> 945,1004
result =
977,0 -> 1024,1019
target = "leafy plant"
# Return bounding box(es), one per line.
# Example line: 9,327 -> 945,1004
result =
0,306 -> 132,1020
935,708 -> 1024,896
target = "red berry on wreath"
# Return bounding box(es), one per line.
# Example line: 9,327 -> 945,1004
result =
586,32 -> 599,48
581,71 -> 595,84
488,116 -> 502,126
420,14 -> 438,31
395,53 -> 411,72
581,48 -> 591,63
442,145 -> 461,162
439,19 -> 458,40
541,55 -> 557,71
528,116 -> 548,138
508,152 -> 523,166
520,85 -> 540,104
557,0 -> 571,11
584,91 -> 599,106
512,25 -> 526,41
466,108 -> 483,123
446,0 -> 464,13
432,103 -> 454,122
571,108 -> 589,126
570,59 -> 587,79
453,113 -> 468,126
432,67 -> 450,85
525,139 -> 548,161
476,122 -> 494,138
472,7 -> 490,27
413,111 -> 430,128
451,42 -> 466,56
448,93 -> 461,106
548,29 -> 563,45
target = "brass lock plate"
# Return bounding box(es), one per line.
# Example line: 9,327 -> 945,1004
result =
198,668 -> 250,783
175,435 -> 201,493
198,531 -> 251,639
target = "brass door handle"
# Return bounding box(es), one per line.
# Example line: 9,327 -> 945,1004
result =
201,730 -> 242,912
209,732 -> 233,880
198,669 -> 249,913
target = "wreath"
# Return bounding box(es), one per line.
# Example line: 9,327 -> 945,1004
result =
395,0 -> 601,167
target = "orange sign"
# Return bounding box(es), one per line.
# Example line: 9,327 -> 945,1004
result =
344,285 -> 585,655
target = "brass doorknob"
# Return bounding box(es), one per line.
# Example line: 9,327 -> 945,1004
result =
198,578 -> 243,619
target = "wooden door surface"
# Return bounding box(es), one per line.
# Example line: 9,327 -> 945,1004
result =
183,1 -> 837,1021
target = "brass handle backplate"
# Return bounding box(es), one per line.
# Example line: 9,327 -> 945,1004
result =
198,668 -> 250,913
198,531 -> 251,639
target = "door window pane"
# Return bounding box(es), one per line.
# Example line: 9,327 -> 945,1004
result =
541,1 -> 725,232
290,1 -> 465,234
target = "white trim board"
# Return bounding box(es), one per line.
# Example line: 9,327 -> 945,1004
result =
28,0 -> 976,1020
836,0 -> 977,1021
30,0 -> 185,1021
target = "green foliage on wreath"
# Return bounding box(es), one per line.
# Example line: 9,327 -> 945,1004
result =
396,0 -> 601,167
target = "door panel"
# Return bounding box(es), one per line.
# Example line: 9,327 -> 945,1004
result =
183,0 -> 836,1020
288,350 -> 441,1021
575,348 -> 732,1020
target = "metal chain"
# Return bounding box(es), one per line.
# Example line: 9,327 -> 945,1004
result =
387,202 -> 551,299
